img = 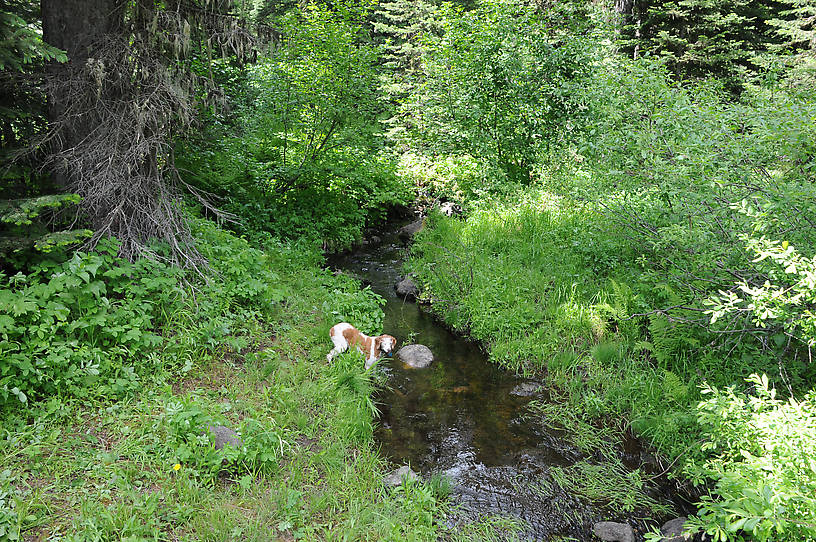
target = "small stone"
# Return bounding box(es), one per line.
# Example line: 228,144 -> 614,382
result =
592,521 -> 635,542
398,218 -> 425,240
206,425 -> 243,450
369,235 -> 382,246
660,517 -> 692,541
384,466 -> 419,487
395,276 -> 419,300
397,344 -> 434,369
510,381 -> 542,397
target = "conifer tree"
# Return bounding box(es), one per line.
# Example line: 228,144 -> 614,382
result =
766,0 -> 816,89
769,0 -> 816,50
619,0 -> 785,92
370,0 -> 440,142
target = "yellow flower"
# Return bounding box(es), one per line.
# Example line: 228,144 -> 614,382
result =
173,463 -> 181,471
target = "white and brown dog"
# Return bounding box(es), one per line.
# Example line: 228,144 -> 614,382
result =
327,322 -> 397,369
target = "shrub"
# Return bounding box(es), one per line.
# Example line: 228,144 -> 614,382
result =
407,0 -> 595,182
0,216 -> 285,408
684,374 -> 816,541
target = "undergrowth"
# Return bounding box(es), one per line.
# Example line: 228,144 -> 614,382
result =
0,215 -> 505,541
405,50 -> 816,541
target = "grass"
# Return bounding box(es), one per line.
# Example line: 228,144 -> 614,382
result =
0,227 -> 516,541
406,187 -> 705,467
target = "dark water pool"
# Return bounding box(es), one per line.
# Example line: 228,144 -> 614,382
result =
329,221 -> 684,541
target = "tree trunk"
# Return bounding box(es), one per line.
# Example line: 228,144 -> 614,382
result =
41,0 -> 119,188
615,0 -> 634,15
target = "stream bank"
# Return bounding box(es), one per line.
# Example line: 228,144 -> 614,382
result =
328,219 -> 692,541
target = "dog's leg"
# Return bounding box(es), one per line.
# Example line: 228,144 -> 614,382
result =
327,334 -> 348,362
364,339 -> 377,370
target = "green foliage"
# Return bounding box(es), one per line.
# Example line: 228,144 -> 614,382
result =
708,236 -> 816,347
178,2 -> 411,247
683,374 -> 816,541
406,32 -> 816,538
564,55 -> 816,373
0,244 -> 172,405
0,5 -> 65,72
0,1 -> 66,153
409,0 -> 595,182
370,0 -> 441,141
397,152 -> 500,205
247,3 -> 381,192
407,193 -> 618,374
323,283 -> 385,336
549,459 -> 673,515
0,216 -> 285,408
0,194 -> 80,225
160,397 -> 286,480
0,208 -> 461,540
387,477 -> 440,539
0,192 -> 92,261
32,229 -> 94,253
619,0 -> 784,92
0,469 -> 20,541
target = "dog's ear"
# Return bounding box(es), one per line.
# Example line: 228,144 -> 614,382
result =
374,336 -> 382,350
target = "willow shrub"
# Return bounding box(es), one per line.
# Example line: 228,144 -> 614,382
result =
682,375 -> 816,541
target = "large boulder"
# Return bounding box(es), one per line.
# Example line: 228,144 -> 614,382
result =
592,521 -> 635,542
383,465 -> 419,487
397,344 -> 434,369
206,424 -> 243,450
395,276 -> 419,300
398,218 -> 425,241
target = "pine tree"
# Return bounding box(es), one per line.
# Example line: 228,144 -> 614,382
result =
766,0 -> 816,90
769,0 -> 816,51
619,0 -> 786,92
369,0 -> 440,142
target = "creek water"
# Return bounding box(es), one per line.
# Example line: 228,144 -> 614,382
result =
329,221 -> 682,541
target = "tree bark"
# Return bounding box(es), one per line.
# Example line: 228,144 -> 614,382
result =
41,0 -> 120,187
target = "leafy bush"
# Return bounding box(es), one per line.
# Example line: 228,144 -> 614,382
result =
0,191 -> 94,268
0,216 -> 284,408
160,396 -> 286,480
684,374 -> 816,541
0,469 -> 19,541
407,36 -> 816,542
397,152 -> 504,206
708,235 -> 816,348
0,242 -> 176,405
176,2 -> 412,248
407,0 -> 595,182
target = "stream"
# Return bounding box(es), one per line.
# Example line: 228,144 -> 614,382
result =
329,220 -> 685,541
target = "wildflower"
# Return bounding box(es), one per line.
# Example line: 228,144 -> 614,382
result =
173,463 -> 181,471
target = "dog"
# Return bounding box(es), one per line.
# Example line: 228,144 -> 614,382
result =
327,322 -> 397,369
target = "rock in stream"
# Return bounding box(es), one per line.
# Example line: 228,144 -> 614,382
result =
397,344 -> 434,368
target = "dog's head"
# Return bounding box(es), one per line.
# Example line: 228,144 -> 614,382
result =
377,335 -> 397,356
